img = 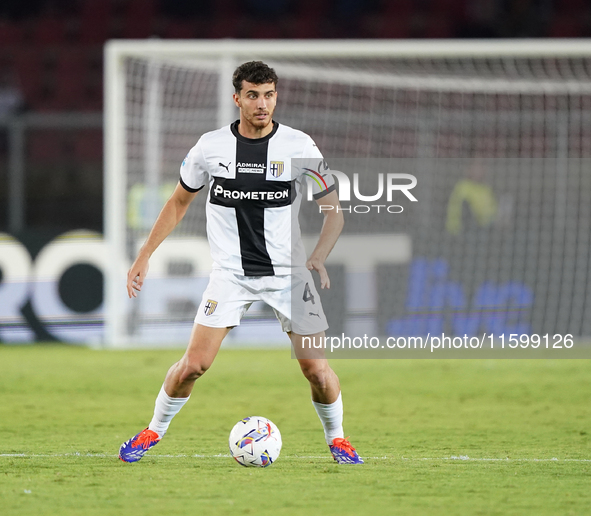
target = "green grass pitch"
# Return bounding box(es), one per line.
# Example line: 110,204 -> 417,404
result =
1,345 -> 590,515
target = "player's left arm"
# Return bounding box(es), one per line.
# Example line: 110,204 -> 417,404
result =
307,189 -> 344,289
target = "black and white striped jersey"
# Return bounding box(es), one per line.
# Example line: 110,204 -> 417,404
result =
179,120 -> 335,276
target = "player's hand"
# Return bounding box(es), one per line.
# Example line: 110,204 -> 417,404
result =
127,256 -> 149,298
306,257 -> 330,289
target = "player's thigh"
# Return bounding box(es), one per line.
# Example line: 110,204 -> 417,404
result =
290,330 -> 328,362
182,323 -> 231,370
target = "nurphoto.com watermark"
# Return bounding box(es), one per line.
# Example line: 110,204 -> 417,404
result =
302,333 -> 576,354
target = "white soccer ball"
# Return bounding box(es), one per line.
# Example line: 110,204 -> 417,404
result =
229,416 -> 282,467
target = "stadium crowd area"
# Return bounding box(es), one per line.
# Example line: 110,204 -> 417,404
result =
0,0 -> 589,231
0,0 -> 589,113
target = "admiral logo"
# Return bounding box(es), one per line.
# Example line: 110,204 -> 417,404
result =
237,161 -> 265,174
213,185 -> 289,200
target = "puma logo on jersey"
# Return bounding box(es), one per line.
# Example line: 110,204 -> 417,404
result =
219,162 -> 231,172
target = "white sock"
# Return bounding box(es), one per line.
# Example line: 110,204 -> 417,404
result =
148,385 -> 190,438
312,392 -> 344,445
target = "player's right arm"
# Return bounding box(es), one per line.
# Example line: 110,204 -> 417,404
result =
127,183 -> 199,298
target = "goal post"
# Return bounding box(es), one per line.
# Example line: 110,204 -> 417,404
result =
104,39 -> 591,349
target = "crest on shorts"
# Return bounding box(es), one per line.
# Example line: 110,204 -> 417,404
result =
204,299 -> 218,316
270,161 -> 284,178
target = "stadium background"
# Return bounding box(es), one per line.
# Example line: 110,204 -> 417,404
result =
1,0 -> 591,344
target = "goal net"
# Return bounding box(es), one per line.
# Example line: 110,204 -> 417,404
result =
104,40 -> 591,348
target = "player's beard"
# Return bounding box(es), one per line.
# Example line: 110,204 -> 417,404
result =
247,108 -> 274,129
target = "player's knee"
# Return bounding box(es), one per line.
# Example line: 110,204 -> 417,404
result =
178,360 -> 210,383
301,363 -> 330,389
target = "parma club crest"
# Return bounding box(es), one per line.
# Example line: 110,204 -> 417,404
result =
270,161 -> 284,178
204,299 -> 218,316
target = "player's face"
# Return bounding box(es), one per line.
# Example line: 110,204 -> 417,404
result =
233,81 -> 277,131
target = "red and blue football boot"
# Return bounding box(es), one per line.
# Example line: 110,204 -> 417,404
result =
329,437 -> 364,464
119,428 -> 161,463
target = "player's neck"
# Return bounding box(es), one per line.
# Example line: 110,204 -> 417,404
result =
237,117 -> 274,139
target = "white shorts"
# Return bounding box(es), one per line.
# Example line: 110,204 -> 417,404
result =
194,268 -> 329,335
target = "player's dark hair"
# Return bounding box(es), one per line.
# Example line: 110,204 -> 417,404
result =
232,61 -> 278,93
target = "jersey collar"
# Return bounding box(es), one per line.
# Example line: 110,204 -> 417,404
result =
231,120 -> 279,144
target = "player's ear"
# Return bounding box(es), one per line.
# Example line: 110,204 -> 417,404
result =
232,92 -> 241,108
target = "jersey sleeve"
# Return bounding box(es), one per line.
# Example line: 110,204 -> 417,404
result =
301,137 -> 336,200
179,138 -> 209,192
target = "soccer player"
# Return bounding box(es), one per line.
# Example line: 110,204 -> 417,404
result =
118,61 -> 363,465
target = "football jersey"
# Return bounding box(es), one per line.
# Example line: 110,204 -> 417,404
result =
179,120 -> 336,276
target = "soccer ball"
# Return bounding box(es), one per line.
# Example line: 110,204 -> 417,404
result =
229,416 -> 282,467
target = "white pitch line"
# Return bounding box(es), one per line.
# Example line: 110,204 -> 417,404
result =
1,453 -> 590,462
